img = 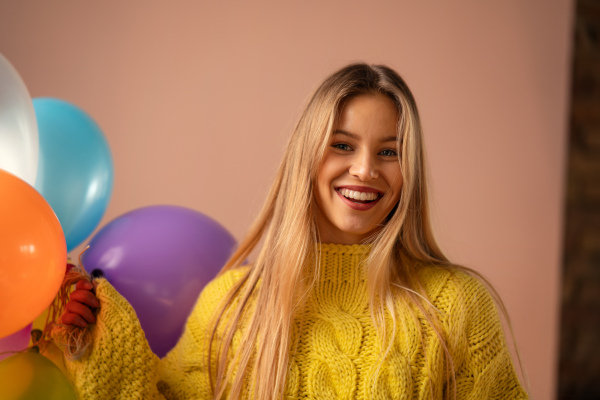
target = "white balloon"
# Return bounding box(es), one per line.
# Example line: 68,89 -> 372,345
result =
0,53 -> 38,186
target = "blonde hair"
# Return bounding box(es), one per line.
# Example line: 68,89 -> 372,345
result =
208,63 -> 520,399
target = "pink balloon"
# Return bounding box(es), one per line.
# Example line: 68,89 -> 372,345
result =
0,324 -> 31,361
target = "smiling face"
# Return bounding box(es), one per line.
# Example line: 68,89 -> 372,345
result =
314,93 -> 403,244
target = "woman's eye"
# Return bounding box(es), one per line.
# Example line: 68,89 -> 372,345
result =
332,143 -> 352,151
379,149 -> 398,157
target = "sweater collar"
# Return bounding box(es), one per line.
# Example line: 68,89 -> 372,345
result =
313,243 -> 371,285
317,243 -> 372,256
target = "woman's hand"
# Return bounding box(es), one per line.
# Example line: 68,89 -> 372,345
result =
61,280 -> 100,328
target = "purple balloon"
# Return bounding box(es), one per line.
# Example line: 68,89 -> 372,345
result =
81,205 -> 236,357
0,324 -> 31,361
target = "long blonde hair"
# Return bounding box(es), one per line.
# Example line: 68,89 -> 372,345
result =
208,63 -> 515,399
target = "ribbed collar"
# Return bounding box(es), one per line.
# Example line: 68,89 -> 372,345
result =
314,243 -> 371,285
317,243 -> 372,256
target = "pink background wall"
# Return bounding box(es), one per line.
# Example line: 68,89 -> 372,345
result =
0,1 -> 573,398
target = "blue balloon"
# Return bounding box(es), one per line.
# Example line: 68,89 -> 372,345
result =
33,98 -> 114,252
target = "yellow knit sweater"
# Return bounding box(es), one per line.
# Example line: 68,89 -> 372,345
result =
63,244 -> 528,399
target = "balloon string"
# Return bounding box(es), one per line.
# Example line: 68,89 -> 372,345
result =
0,345 -> 39,358
50,246 -> 97,361
79,245 -> 90,269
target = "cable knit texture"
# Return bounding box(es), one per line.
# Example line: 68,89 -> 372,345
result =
62,244 -> 528,399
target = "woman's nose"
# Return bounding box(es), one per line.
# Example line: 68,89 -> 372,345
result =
349,152 -> 378,181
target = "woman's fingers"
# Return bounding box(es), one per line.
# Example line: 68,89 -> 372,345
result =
75,279 -> 94,291
61,279 -> 101,328
70,289 -> 100,308
66,299 -> 97,325
61,312 -> 89,329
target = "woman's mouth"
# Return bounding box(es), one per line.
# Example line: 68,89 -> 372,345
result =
335,187 -> 383,211
337,188 -> 381,203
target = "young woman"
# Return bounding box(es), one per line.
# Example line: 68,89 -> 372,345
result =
60,63 -> 528,399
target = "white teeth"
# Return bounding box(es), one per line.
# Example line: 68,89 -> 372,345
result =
339,189 -> 379,201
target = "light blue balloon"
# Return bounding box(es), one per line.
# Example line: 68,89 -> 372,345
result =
33,98 -> 114,252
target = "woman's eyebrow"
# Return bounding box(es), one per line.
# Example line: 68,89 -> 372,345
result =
333,129 -> 398,143
332,129 -> 359,139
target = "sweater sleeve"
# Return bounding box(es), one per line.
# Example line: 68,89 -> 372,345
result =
453,274 -> 529,400
61,269 -> 247,400
61,277 -> 164,400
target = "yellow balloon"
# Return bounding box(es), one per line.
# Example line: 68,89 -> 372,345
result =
0,352 -> 33,399
0,351 -> 77,400
41,341 -> 71,380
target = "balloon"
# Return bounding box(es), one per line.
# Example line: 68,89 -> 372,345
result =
0,351 -> 77,400
40,341 -> 70,380
0,53 -> 38,186
0,169 -> 66,339
33,98 -> 114,252
82,205 -> 237,357
0,325 -> 31,361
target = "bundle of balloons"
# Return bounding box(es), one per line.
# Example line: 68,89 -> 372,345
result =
0,53 -> 236,397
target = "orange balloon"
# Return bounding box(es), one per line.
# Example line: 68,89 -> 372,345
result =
0,169 -> 66,339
